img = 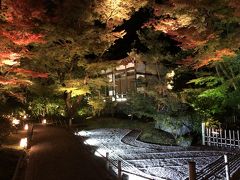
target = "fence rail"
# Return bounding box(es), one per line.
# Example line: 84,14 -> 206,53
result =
194,153 -> 240,180
202,123 -> 240,148
83,137 -> 157,180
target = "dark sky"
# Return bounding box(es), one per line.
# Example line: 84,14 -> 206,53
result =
103,8 -> 153,60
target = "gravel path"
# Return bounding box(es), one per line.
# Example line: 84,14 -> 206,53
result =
76,128 -> 238,180
25,125 -> 114,180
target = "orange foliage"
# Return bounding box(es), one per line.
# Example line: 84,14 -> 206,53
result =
195,49 -> 236,69
1,30 -> 45,45
169,27 -> 215,50
0,0 -> 49,94
144,18 -> 179,33
0,52 -> 21,60
144,18 -> 215,50
3,0 -> 46,26
0,76 -> 32,85
0,51 -> 21,66
177,49 -> 236,69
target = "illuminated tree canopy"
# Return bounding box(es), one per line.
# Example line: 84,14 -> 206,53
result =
0,0 -> 239,128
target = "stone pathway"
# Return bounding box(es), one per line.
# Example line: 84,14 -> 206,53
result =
25,124 -> 114,180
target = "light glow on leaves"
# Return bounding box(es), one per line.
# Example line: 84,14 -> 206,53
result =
101,30 -> 126,42
0,52 -> 22,60
145,14 -> 193,33
179,49 -> 236,69
1,30 -> 45,45
59,87 -> 90,97
195,48 -> 236,69
93,0 -> 148,28
144,14 -> 214,50
8,68 -> 48,78
0,76 -> 32,85
0,52 -> 22,66
1,59 -> 19,66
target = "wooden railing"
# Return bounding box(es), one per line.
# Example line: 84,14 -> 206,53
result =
83,139 -> 156,180
202,123 -> 240,148
192,153 -> 240,180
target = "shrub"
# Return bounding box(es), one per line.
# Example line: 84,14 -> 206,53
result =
176,136 -> 193,147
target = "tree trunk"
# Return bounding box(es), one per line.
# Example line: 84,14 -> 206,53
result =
63,91 -> 83,127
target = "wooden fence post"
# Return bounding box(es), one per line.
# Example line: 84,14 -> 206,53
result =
118,160 -> 122,180
237,130 -> 240,148
224,155 -> 230,180
188,161 -> 196,180
224,130 -> 227,147
202,123 -> 206,145
233,130 -> 236,147
27,124 -> 33,149
229,130 -> 232,147
220,129 -> 223,147
106,152 -> 110,170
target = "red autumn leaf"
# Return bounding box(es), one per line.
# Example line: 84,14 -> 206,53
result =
1,30 -> 45,45
194,48 -> 236,69
0,52 -> 21,60
0,76 -> 32,85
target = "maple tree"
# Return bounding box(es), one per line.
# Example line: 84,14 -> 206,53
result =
143,0 -> 240,67
0,0 -> 49,104
15,0 -> 144,124
0,0 -> 239,131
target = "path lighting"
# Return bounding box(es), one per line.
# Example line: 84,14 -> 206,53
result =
42,119 -> 47,124
94,148 -> 108,157
84,138 -> 99,146
77,130 -> 88,136
127,173 -> 147,180
20,138 -> 28,149
23,115 -> 27,119
12,118 -> 20,125
24,124 -> 29,130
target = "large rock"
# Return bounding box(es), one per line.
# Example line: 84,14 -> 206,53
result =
154,114 -> 192,137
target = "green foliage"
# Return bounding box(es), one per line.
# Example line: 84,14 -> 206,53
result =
205,117 -> 221,129
188,76 -> 223,87
184,85 -> 227,116
123,93 -> 157,119
88,97 -> 106,116
28,97 -> 65,117
223,89 -> 240,110
184,52 -> 240,123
